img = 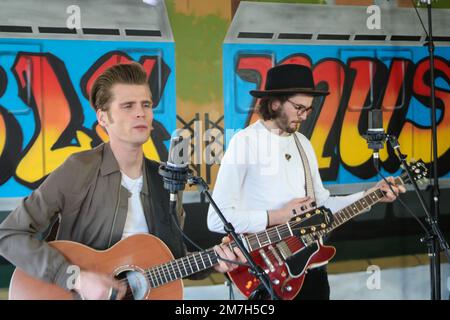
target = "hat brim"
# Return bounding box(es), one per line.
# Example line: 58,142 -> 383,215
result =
250,88 -> 329,98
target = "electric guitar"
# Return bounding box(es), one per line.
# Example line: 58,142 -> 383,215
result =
228,160 -> 428,300
9,200 -> 332,300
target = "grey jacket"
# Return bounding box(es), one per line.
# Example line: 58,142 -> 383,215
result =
0,143 -> 190,290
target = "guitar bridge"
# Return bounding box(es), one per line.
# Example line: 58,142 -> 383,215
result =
276,241 -> 293,260
258,249 -> 275,273
268,245 -> 284,266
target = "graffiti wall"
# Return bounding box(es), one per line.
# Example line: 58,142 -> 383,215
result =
0,39 -> 175,198
223,44 -> 450,186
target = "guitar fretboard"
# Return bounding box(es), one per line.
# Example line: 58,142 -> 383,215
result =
245,224 -> 294,252
146,248 -> 219,288
301,177 -> 402,243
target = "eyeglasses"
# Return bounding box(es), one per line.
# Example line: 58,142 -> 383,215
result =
287,100 -> 313,116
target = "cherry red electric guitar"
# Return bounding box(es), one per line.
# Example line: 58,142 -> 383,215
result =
229,160 -> 428,300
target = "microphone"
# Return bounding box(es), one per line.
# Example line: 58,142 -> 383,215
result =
363,109 -> 387,170
158,134 -> 191,202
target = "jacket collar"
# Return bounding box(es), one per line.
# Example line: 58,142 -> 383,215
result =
100,142 -> 149,195
100,143 -> 120,176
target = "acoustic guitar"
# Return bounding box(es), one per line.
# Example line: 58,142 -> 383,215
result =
9,200 -> 331,300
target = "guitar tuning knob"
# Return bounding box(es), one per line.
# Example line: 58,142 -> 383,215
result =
310,226 -> 316,232
300,229 -> 306,234
321,223 -> 326,228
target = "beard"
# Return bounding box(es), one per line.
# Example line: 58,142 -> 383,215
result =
273,108 -> 298,134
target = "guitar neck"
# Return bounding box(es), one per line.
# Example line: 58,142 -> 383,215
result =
146,247 -> 219,288
146,221 -> 298,287
305,176 -> 403,240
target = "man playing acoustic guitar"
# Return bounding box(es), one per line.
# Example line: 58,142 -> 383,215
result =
0,63 -> 245,300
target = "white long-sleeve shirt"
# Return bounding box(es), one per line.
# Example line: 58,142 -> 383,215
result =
208,120 -> 364,234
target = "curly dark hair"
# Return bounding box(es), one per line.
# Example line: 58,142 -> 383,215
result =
257,95 -> 289,120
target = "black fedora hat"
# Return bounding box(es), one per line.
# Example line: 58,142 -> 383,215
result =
250,64 -> 329,98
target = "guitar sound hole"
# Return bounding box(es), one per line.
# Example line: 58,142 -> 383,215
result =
115,270 -> 150,300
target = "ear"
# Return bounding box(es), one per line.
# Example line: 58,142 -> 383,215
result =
270,99 -> 282,113
96,109 -> 107,127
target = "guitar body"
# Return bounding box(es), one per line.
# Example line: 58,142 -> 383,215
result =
9,234 -> 183,300
229,236 -> 336,300
228,246 -> 304,300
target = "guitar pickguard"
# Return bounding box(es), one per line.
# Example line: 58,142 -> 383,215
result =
284,241 -> 319,277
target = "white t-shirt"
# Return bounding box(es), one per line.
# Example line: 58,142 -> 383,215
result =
207,120 -> 364,234
121,173 -> 149,239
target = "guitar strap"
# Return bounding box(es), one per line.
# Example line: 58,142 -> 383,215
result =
293,133 -> 332,247
293,133 -> 316,204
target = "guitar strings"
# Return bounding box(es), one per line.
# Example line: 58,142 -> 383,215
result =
116,217 -> 325,299
118,190 -> 384,299
117,185 -> 390,299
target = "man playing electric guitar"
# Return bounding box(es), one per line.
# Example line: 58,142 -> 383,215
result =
207,64 -> 405,300
0,63 -> 245,300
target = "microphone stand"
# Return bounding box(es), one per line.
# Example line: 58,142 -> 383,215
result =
388,135 -> 450,300
188,174 -> 280,300
419,0 -> 443,300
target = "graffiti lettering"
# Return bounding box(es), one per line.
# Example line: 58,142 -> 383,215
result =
309,59 -> 346,180
13,53 -> 93,188
235,54 -> 450,179
404,57 -> 450,173
340,58 -> 386,178
236,54 -> 273,125
0,64 -> 23,185
0,51 -> 172,190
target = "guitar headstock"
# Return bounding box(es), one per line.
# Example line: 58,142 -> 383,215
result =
290,206 -> 333,237
292,198 -> 318,216
400,159 -> 428,186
